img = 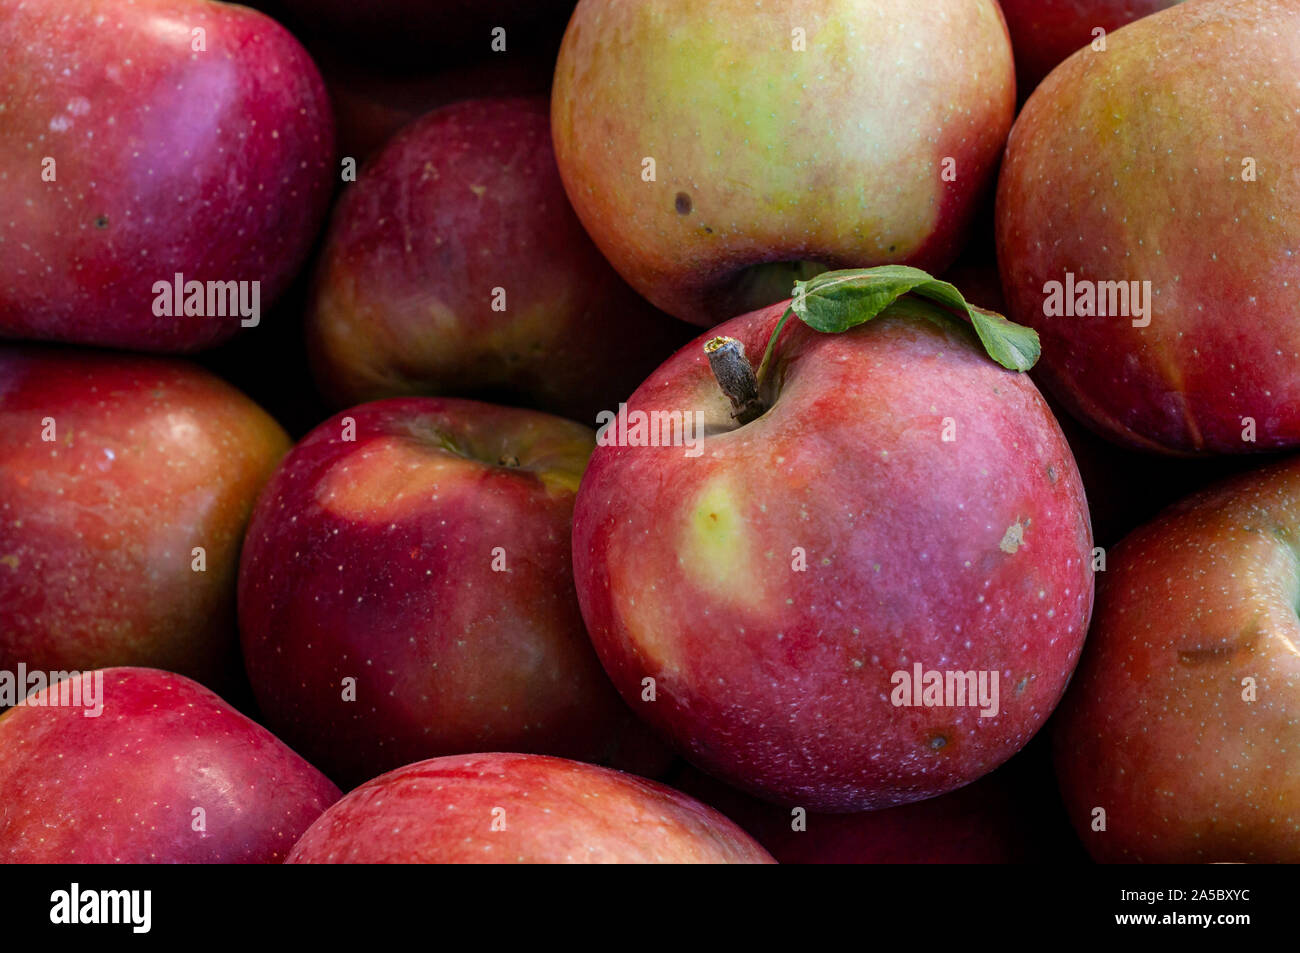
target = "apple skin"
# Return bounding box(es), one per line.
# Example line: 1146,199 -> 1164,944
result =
551,0 -> 1015,326
0,0 -> 334,352
286,752 -> 773,864
997,0 -> 1300,454
307,96 -> 694,424
998,0 -> 1183,94
0,668 -> 340,863
1054,456 -> 1300,863
238,397 -> 667,789
571,301 -> 1095,811
0,347 -> 290,690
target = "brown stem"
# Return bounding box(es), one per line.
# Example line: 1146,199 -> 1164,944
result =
704,336 -> 764,424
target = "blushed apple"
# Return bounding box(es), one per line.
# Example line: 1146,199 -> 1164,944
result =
0,668 -> 340,863
238,397 -> 667,789
0,0 -> 334,352
1054,456 -> 1300,863
997,0 -> 1300,454
0,347 -> 290,689
572,299 -> 1094,811
551,0 -> 1015,325
999,0 -> 1183,95
286,752 -> 773,863
307,96 -> 693,424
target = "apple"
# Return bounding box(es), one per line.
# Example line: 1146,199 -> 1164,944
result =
0,668 -> 340,863
571,298 -> 1095,812
0,347 -> 290,690
0,0 -> 334,352
998,0 -> 1183,95
286,752 -> 773,863
238,397 -> 668,789
306,96 -> 693,424
1054,456 -> 1300,863
551,0 -> 1015,326
997,0 -> 1300,454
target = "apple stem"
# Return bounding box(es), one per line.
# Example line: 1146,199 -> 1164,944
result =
704,336 -> 764,424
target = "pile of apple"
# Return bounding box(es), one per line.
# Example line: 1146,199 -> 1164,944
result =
1,0 -> 1296,865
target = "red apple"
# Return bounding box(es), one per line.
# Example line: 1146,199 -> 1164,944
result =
551,0 -> 1015,326
0,668 -> 340,863
238,397 -> 667,788
999,0 -> 1183,95
572,300 -> 1095,811
286,752 -> 773,863
0,0 -> 334,352
0,347 -> 290,689
997,0 -> 1300,454
306,96 -> 693,424
1054,456 -> 1300,863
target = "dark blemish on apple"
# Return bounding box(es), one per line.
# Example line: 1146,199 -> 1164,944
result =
1177,628 -> 1258,665
888,244 -> 897,253
1046,464 -> 1058,484
1015,675 -> 1029,694
927,733 -> 948,750
94,215 -> 109,228
675,192 -> 692,215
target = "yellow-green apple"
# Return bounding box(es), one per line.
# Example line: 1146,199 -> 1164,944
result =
286,752 -> 773,863
0,0 -> 334,352
307,96 -> 693,424
572,299 -> 1094,811
551,0 -> 1015,326
0,347 -> 290,689
999,0 -> 1183,95
0,668 -> 339,863
238,397 -> 668,788
1054,456 -> 1300,862
997,0 -> 1300,454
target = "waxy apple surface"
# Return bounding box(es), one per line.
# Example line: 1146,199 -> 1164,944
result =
239,397 -> 656,788
1054,456 -> 1300,862
308,97 -> 690,423
0,668 -> 340,863
572,302 -> 1095,811
997,0 -> 1300,454
286,752 -> 773,864
0,348 -> 290,688
0,0 -> 334,351
552,0 -> 1015,325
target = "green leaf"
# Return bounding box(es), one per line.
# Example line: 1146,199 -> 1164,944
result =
757,265 -> 1040,381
